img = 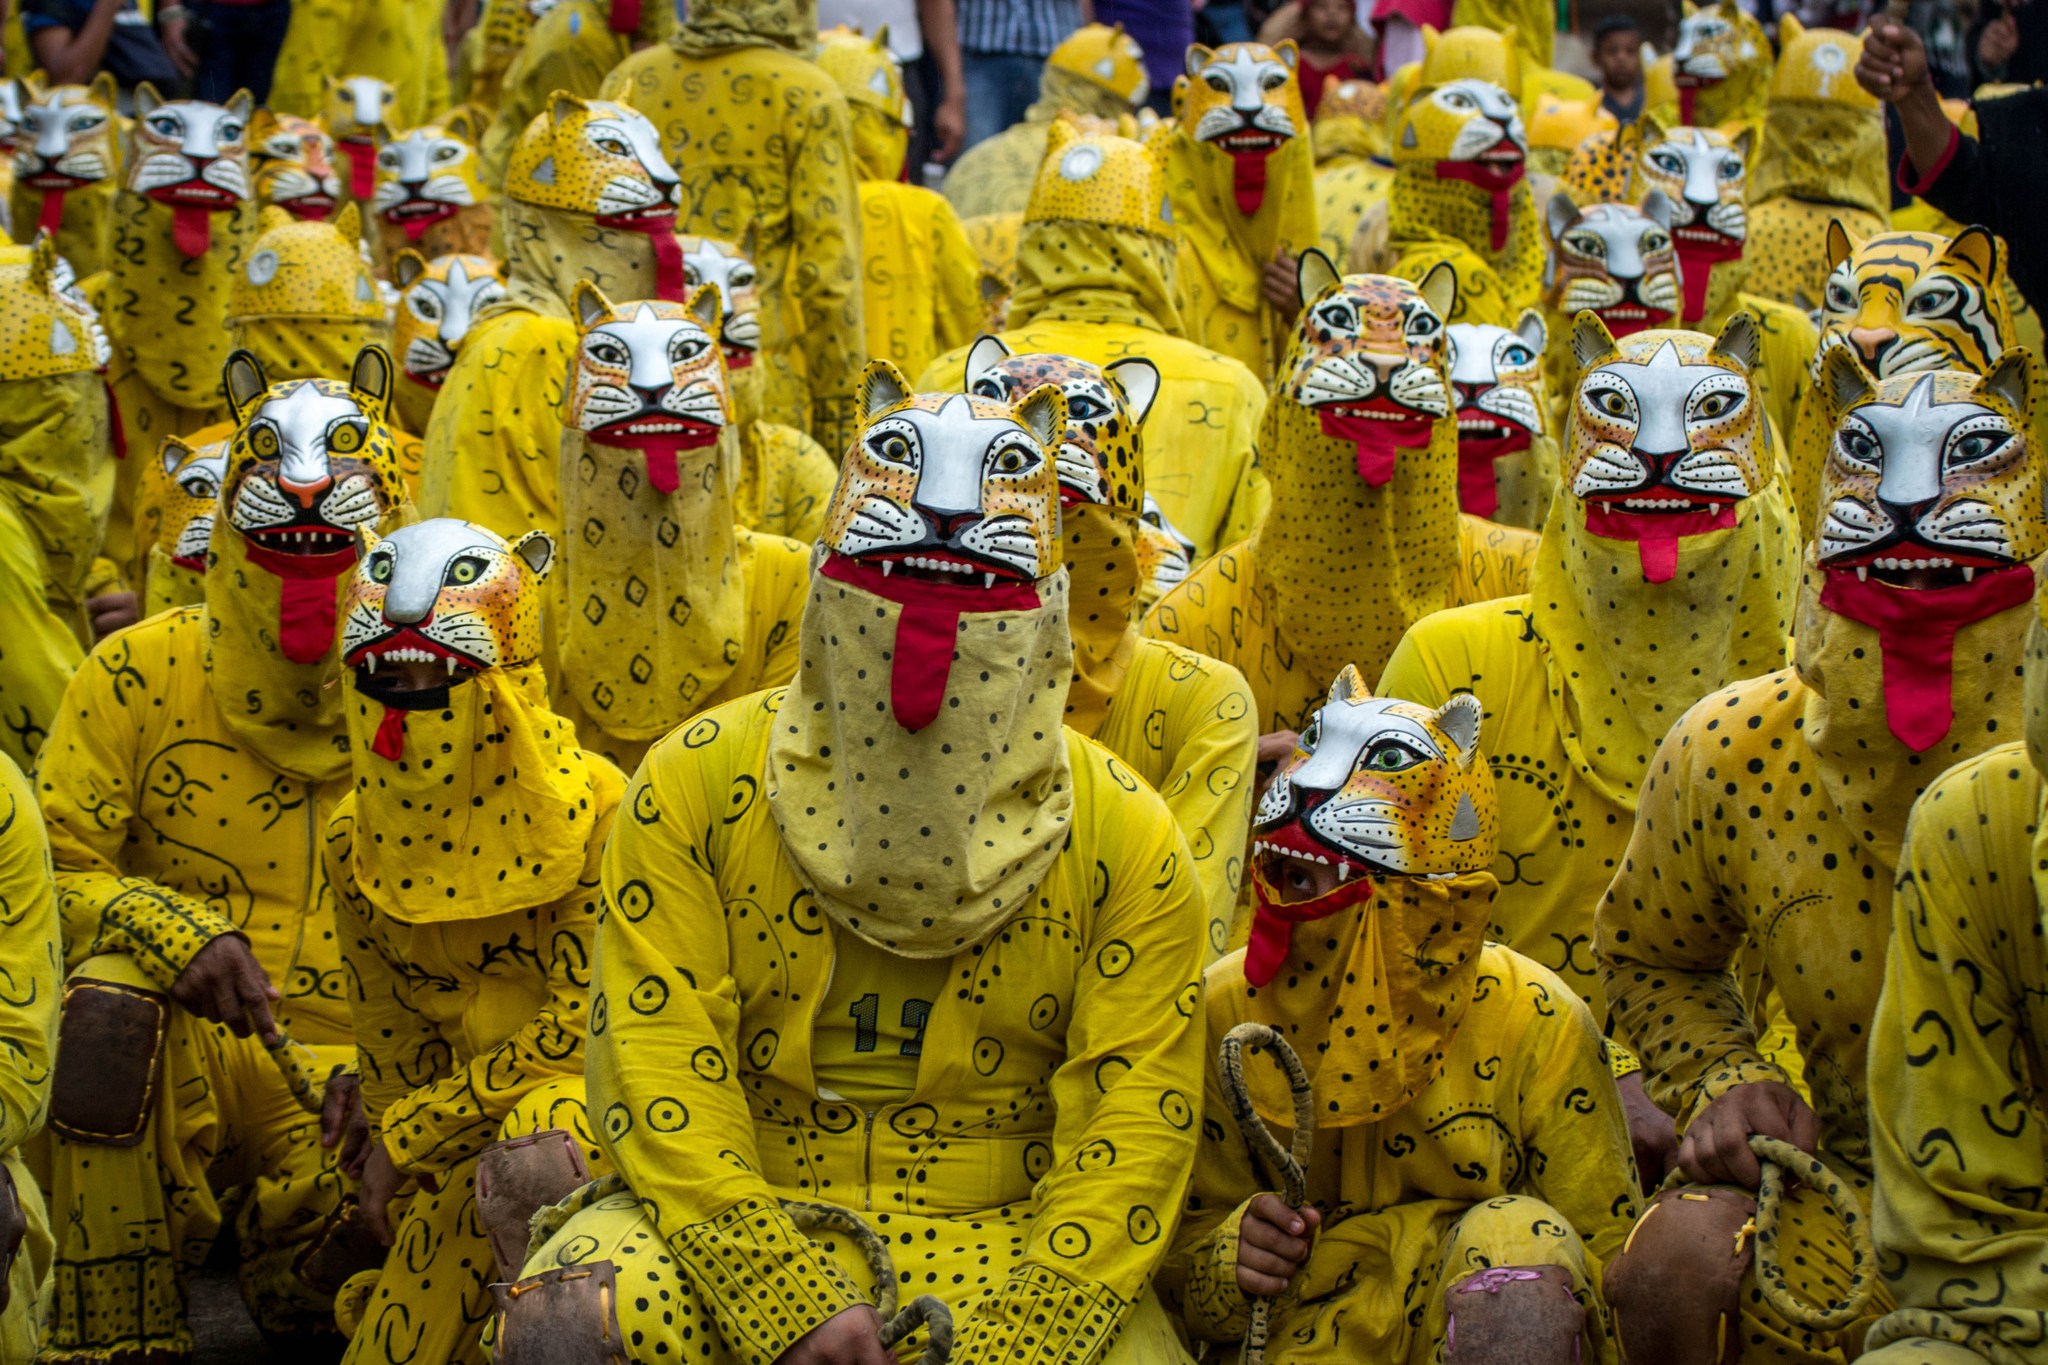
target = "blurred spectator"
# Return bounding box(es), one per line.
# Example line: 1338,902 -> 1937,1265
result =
1591,13 -> 1644,122
21,0 -> 180,93
1258,0 -> 1371,116
957,0 -> 1086,151
1370,0 -> 1451,76
1970,0 -> 2048,85
1904,0 -> 1972,96
1194,0 -> 1255,43
1095,0 -> 1192,113
819,0 -> 968,167
178,1 -> 294,103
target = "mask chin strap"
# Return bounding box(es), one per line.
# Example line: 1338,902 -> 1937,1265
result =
351,668 -> 456,761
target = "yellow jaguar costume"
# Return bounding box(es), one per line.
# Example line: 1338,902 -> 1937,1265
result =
388,249 -> 505,438
963,339 -> 1257,958
1538,192 -> 1682,407
1167,41 -> 1318,378
368,112 -> 494,264
1168,668 -> 1640,1365
601,0 -> 866,448
919,123 -> 1271,565
9,74 -> 119,278
329,518 -> 622,1365
1645,0 -> 1772,130
269,0 -> 443,133
1447,312 -> 1557,528
38,347 -> 411,1363
1310,76 -> 1393,267
1597,348 -> 2048,1365
495,358 -> 1208,1365
420,93 -> 684,540
315,74 -> 394,216
549,281 -> 809,771
248,109 -> 341,222
1744,20 -> 1888,312
477,0 -> 674,193
1146,257 -> 1535,733
131,426 -> 227,617
942,22 -> 1152,221
0,751 -> 58,1365
0,235 -> 113,769
1380,314 -> 1798,1093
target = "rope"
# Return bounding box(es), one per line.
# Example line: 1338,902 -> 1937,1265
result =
265,1029 -> 327,1115
1218,1022 -> 1315,1365
1745,1134 -> 1877,1333
783,1201 -> 955,1365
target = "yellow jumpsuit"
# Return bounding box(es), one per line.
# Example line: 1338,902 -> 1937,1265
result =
1355,157 -> 1544,328
269,0 -> 443,131
1644,4 -> 1773,131
331,664 -> 624,1365
130,423 -> 228,618
477,0 -> 673,192
0,752 -> 63,1365
602,1 -> 866,448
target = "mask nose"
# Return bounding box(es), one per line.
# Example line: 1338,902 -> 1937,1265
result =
1849,327 -> 1898,367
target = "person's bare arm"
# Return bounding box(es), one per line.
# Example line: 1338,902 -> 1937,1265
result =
30,0 -> 125,86
1859,17 -> 1957,182
917,0 -> 967,161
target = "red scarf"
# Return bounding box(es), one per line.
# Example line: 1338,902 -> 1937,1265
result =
609,0 -> 641,32
1674,232 -> 1744,325
1434,156 -> 1524,252
242,542 -> 358,664
596,210 -> 685,301
35,188 -> 65,235
1455,430 -> 1530,519
1318,410 -> 1435,487
1582,501 -> 1738,583
340,137 -> 378,202
1245,855 -> 1375,988
1231,148 -> 1270,217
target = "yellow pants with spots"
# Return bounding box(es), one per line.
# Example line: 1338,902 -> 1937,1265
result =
512,1195 -> 1195,1365
40,955 -> 354,1362
338,1079 -> 605,1365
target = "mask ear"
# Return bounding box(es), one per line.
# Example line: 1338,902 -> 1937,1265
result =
1983,346 -> 2032,418
444,108 -> 479,145
350,344 -> 394,422
135,82 -> 162,119
393,249 -> 429,290
1779,12 -> 1806,43
1545,190 -> 1580,241
1295,247 -> 1341,310
1637,109 -> 1667,153
738,221 -> 759,264
1640,188 -> 1675,229
1513,308 -> 1547,353
1273,38 -> 1299,71
1013,382 -> 1068,454
963,334 -> 1013,391
354,523 -> 382,558
1941,224 -> 2003,284
1418,261 -> 1458,324
1326,664 -> 1371,704
686,281 -> 722,334
509,528 -> 557,583
89,71 -> 117,111
1824,217 -> 1857,269
333,201 -> 361,241
1710,310 -> 1761,373
1726,121 -> 1757,164
1572,309 -> 1621,370
1184,44 -> 1212,79
1105,357 -> 1161,425
1434,692 -> 1483,765
1818,340 -> 1875,412
550,91 -> 584,125
858,358 -> 913,420
27,232 -> 56,295
571,279 -> 613,329
223,349 -> 268,423
160,434 -> 193,479
225,89 -> 253,126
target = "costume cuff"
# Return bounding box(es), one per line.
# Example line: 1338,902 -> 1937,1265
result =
1897,123 -> 1960,196
952,1265 -> 1131,1365
1688,1059 -> 1794,1125
671,1198 -> 866,1365
1605,1037 -> 1643,1080
1183,1203 -> 1255,1342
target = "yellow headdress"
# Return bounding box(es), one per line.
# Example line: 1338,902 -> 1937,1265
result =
1025,119 -> 1175,237
1047,23 -> 1150,107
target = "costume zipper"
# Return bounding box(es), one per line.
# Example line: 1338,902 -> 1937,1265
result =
860,1108 -> 877,1212
285,785 -> 316,1011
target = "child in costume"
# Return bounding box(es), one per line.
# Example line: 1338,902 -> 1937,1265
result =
419,93 -> 684,541
492,361 -> 1208,1365
1380,312 -> 1800,1182
816,26 -> 988,384
1167,40 -> 1318,379
1168,668 -> 1640,1364
367,112 -> 494,265
919,124 -> 1270,566
1309,76 -> 1392,267
0,751 -> 57,1365
1596,347 -> 2048,1365
941,23 -> 1152,221
1446,313 -> 1557,529
321,74 -> 395,218
478,0 -> 673,192
389,250 -> 505,438
130,430 -> 226,617
1645,0 -> 1773,130
549,282 -> 810,772
0,236 -> 113,769
10,74 -> 119,278
248,110 -> 341,223
601,0 -> 866,450
1145,252 -> 1534,735
328,518 -> 623,1365
37,346 -> 412,1362
963,341 -> 1258,957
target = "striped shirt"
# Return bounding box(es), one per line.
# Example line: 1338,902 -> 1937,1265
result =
956,0 -> 1083,55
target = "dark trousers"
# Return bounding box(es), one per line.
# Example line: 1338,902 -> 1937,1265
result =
193,0 -> 292,105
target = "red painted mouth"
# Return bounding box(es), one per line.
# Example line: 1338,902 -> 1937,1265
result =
23,171 -> 91,191
1454,409 -> 1533,442
723,347 -> 754,370
244,524 -> 356,556
383,196 -> 453,221
588,415 -> 721,445
345,624 -> 484,678
145,180 -> 240,209
280,193 -> 335,218
856,546 -> 1033,587
406,364 -> 450,389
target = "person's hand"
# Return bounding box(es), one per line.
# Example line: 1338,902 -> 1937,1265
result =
1261,249 -> 1301,313
1676,1080 -> 1820,1189
1617,1071 -> 1679,1189
934,90 -> 967,163
321,1073 -> 372,1177
773,1306 -> 892,1365
1858,18 -> 1933,101
1980,11 -> 2021,69
1235,1192 -> 1320,1298
159,10 -> 197,79
87,591 -> 139,640
358,1138 -> 407,1245
169,935 -> 280,1044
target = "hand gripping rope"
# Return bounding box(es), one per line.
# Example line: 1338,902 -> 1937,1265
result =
1218,1022 -> 1316,1365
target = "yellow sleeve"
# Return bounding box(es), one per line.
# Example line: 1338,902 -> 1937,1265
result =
588,722 -> 865,1363
928,196 -> 990,360
418,313 -> 577,537
0,754 -> 59,1153
1160,979 -> 1261,1343
754,424 -> 836,543
949,772 -> 1209,1365
1595,713 -> 1786,1125
1217,379 -> 1271,555
1868,751 -> 2048,1355
37,633 -> 237,985
787,88 -> 867,450
744,534 -> 809,692
327,805 -> 447,1127
1149,649 -> 1257,961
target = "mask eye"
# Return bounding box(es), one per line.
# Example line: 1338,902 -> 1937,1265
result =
1586,383 -> 1634,420
377,148 -> 400,168
177,473 -> 216,498
249,424 -> 280,458
148,116 -> 179,139
446,555 -> 486,585
732,266 -> 756,288
409,292 -> 441,321
1066,393 -> 1108,421
369,553 -> 393,583
1566,232 -> 1606,258
969,378 -> 1008,400
1719,157 -> 1744,180
587,337 -> 628,367
668,333 -> 707,364
1836,422 -> 1880,471
1365,740 -> 1423,771
990,440 -> 1039,475
593,134 -> 631,156
1502,343 -> 1533,366
1948,428 -> 2011,469
869,430 -> 915,466
1907,285 -> 1959,317
327,419 -> 366,454
1692,390 -> 1742,420
1317,301 -> 1356,332
1405,309 -> 1441,340
1298,716 -> 1320,752
1649,151 -> 1683,177
1824,278 -> 1856,313
1204,73 -> 1230,92
433,143 -> 461,161
1643,231 -> 1670,253
1260,69 -> 1287,90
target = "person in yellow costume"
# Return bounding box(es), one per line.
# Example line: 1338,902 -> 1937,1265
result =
493,358 -> 1208,1365
1168,40 -> 1318,378
103,86 -> 259,568
678,232 -> 839,542
418,93 -> 686,540
0,750 -> 58,1365
1167,668 -> 1642,1364
1379,311 -> 1800,1183
1445,313 -> 1557,530
1349,29 -> 1542,327
941,23 -> 1151,222
1526,88 -> 1615,179
1645,0 -> 1773,130
477,0 -> 674,192
129,429 -> 226,618
36,345 -> 414,1363
367,112 -> 494,265
320,75 -> 396,219
9,74 -> 119,278
326,518 -> 622,1365
961,339 -> 1257,958
1744,21 -> 1888,311
456,0 -> 554,116
919,123 -> 1270,565
1536,193 -> 1683,421
389,249 -> 506,440
0,236 -> 112,769
817,26 -> 988,384
1309,75 -> 1393,266
1858,565 -> 2048,1365
247,110 -> 343,223
551,281 -> 809,772
1146,254 -> 1535,736
270,0 -> 443,133
1594,346 -> 2048,1364
601,0 -> 866,450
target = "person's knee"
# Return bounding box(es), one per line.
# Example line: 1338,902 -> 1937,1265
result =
1444,1264 -> 1586,1363
49,957 -> 168,1148
492,1261 -> 628,1365
1603,1185 -> 1757,1365
476,1128 -> 593,1283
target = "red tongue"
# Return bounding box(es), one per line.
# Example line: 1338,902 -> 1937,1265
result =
610,0 -> 641,31
1455,431 -> 1531,518
821,554 -> 1043,733
596,212 -> 686,301
1819,565 -> 2036,752
1674,234 -> 1744,324
1245,858 -> 1376,988
1318,410 -> 1435,487
1435,157 -> 1524,252
1679,85 -> 1698,125
394,201 -> 459,241
106,379 -> 125,459
170,204 -> 213,258
371,706 -> 407,760
596,426 -> 719,494
36,188 -> 65,235
242,542 -> 359,664
342,139 -> 377,201
1231,149 -> 1269,216
1582,501 -> 1738,583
